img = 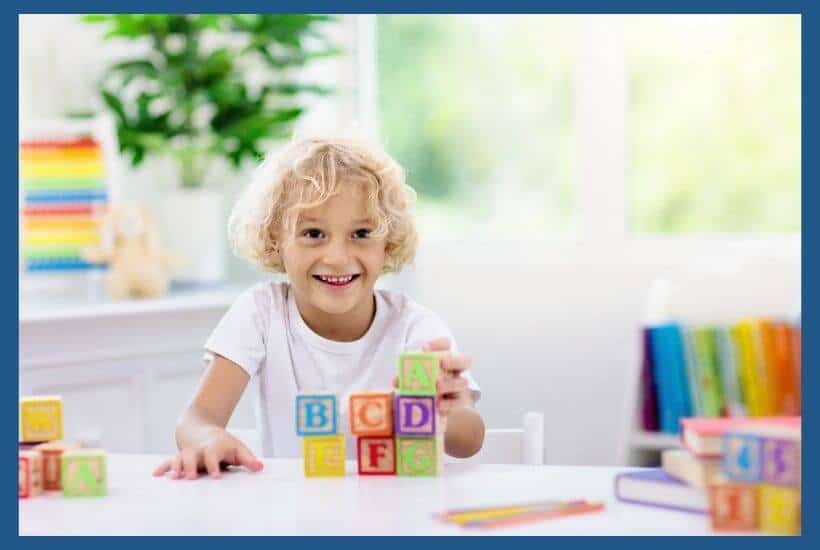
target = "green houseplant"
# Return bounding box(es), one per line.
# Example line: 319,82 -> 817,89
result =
83,14 -> 340,284
84,14 -> 340,188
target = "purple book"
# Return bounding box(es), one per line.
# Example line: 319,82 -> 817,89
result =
641,328 -> 660,431
614,469 -> 708,514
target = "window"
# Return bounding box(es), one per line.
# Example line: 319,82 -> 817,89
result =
376,15 -> 575,240
627,15 -> 801,234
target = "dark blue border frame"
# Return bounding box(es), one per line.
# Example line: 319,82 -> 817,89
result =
6,0 -> 814,546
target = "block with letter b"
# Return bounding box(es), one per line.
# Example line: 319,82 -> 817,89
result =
357,436 -> 396,475
20,396 -> 63,443
708,482 -> 759,532
61,449 -> 107,497
396,437 -> 437,477
19,450 -> 43,498
303,435 -> 346,477
349,392 -> 393,436
397,353 -> 439,395
296,393 -> 338,436
395,395 -> 436,436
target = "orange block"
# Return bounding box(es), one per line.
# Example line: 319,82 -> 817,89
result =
34,441 -> 80,491
349,392 -> 393,436
709,483 -> 759,532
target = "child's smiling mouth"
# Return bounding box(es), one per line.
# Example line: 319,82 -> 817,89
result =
312,274 -> 361,288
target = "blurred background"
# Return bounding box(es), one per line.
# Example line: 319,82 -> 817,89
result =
19,14 -> 800,466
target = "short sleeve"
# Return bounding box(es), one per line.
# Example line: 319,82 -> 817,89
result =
405,310 -> 481,402
203,284 -> 271,377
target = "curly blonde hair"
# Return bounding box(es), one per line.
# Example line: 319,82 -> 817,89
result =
229,136 -> 418,274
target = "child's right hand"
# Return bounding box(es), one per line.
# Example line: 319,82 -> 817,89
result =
152,429 -> 264,480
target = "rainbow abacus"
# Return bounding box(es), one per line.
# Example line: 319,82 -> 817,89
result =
296,353 -> 441,476
20,137 -> 109,272
18,395 -> 107,498
708,422 -> 801,534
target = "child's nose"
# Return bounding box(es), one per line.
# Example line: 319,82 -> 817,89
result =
323,238 -> 351,266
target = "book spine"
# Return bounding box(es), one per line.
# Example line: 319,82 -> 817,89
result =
670,324 -> 693,424
683,329 -> 704,417
641,328 -> 660,431
696,328 -> 724,418
650,327 -> 677,434
715,327 -> 746,416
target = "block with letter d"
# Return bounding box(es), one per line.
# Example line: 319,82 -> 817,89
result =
395,395 -> 436,436
397,353 -> 439,395
296,393 -> 338,436
349,392 -> 393,437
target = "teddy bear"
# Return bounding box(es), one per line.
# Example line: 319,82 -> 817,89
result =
82,204 -> 175,300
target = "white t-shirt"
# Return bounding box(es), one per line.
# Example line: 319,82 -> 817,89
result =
204,281 -> 480,458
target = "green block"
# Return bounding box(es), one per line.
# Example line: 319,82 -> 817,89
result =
62,450 -> 106,497
397,353 -> 439,395
396,437 -> 437,476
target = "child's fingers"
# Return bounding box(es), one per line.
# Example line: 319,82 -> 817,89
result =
181,448 -> 199,480
236,445 -> 264,472
437,376 -> 469,395
391,375 -> 398,388
440,354 -> 472,376
203,448 -> 222,479
169,456 -> 183,479
152,459 -> 172,477
422,337 -> 451,352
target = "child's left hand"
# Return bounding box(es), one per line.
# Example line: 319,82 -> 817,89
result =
393,337 -> 474,414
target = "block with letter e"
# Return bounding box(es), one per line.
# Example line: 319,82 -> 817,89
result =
357,436 -> 396,475
296,393 -> 338,436
349,392 -> 393,436
397,353 -> 438,395
303,434 -> 346,477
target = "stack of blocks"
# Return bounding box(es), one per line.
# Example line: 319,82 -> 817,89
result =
18,395 -> 107,498
709,424 -> 801,534
296,353 -> 441,477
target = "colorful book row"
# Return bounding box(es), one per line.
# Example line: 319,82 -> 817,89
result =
641,319 -> 800,434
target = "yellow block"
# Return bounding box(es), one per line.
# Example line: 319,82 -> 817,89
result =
760,485 -> 801,535
303,435 -> 345,477
20,396 -> 63,443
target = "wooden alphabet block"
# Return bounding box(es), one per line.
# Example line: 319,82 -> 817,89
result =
708,482 -> 759,532
760,485 -> 801,535
349,392 -> 393,436
61,449 -> 107,497
357,436 -> 396,475
396,437 -> 437,477
722,432 -> 763,483
397,353 -> 438,395
19,450 -> 43,498
34,441 -> 80,491
296,393 -> 338,436
303,435 -> 345,477
20,396 -> 63,443
762,438 -> 801,488
394,395 -> 436,436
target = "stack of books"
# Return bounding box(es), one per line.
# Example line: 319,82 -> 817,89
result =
641,319 -> 800,434
615,416 -> 801,534
20,136 -> 109,272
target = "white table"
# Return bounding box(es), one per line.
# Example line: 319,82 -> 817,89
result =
20,454 -> 726,535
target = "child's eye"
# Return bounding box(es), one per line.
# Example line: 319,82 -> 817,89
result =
302,228 -> 324,239
352,229 -> 371,239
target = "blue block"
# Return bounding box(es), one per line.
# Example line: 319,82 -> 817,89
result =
295,394 -> 337,436
723,431 -> 764,483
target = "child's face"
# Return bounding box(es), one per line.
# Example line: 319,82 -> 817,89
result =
281,184 -> 387,318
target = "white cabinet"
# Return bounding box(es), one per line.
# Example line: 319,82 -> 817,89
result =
19,287 -> 256,454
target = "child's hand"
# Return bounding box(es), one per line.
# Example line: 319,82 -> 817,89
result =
152,429 -> 263,480
393,337 -> 473,415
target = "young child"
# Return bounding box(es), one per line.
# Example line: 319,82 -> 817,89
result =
153,137 -> 484,479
